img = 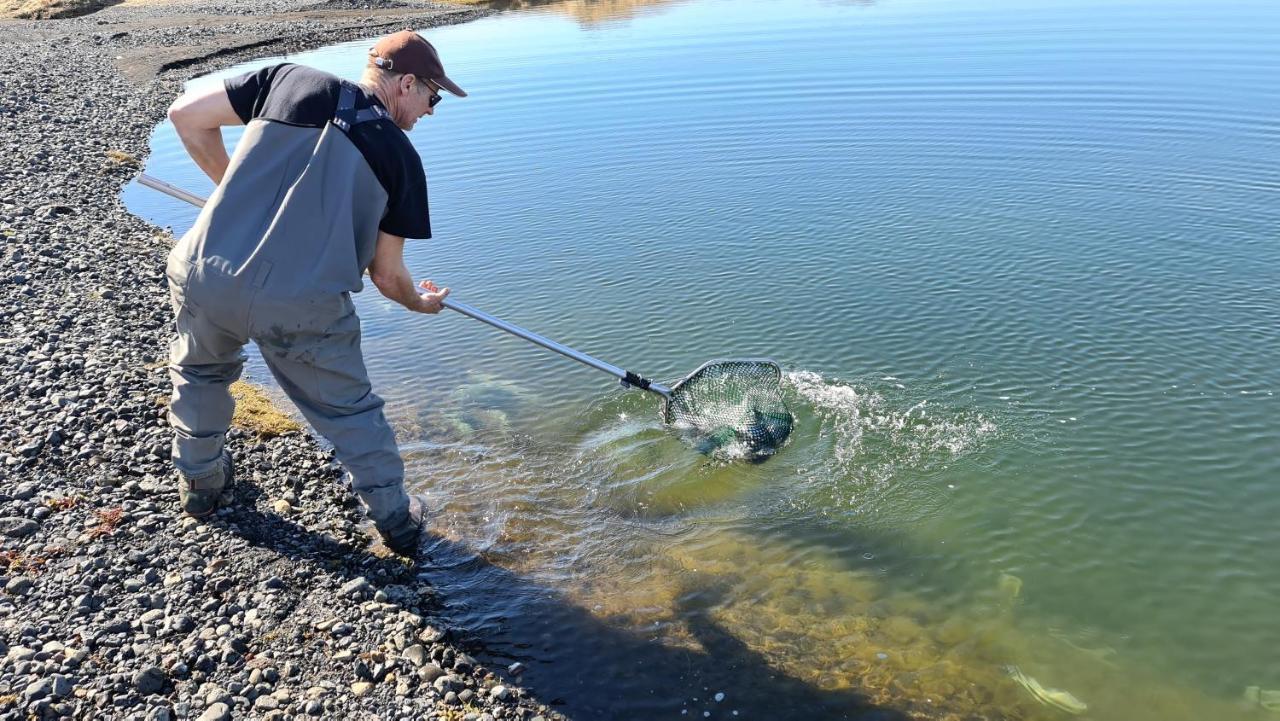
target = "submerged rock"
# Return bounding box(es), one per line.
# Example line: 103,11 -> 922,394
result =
933,616 -> 972,646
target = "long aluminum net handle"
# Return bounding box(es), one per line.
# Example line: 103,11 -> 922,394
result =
136,172 -> 673,399
138,174 -> 206,208
443,299 -> 672,399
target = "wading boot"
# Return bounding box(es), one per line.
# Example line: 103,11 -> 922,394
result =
376,494 -> 432,557
178,449 -> 233,517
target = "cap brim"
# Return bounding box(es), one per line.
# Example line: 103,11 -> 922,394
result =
433,75 -> 466,97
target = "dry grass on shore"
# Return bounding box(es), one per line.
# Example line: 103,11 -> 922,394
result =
230,380 -> 302,438
0,0 -> 115,19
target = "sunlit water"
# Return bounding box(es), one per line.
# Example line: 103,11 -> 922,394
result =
125,0 -> 1280,718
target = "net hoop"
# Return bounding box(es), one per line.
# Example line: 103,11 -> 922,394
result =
661,358 -> 793,459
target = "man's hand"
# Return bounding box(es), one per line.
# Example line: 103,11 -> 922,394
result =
369,231 -> 451,314
413,279 -> 450,314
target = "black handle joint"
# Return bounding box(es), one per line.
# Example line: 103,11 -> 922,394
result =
623,371 -> 651,391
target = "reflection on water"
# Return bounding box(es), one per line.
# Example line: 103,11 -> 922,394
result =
126,0 -> 1280,717
467,0 -> 688,27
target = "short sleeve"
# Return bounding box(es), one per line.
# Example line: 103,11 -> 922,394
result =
378,153 -> 432,239
223,64 -> 291,124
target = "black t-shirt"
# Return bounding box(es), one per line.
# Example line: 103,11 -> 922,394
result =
223,63 -> 431,239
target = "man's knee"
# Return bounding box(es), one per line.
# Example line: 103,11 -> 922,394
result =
170,360 -> 244,386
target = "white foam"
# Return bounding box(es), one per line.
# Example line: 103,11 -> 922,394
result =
785,370 -> 998,503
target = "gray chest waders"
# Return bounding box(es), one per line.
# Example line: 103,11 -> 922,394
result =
163,81 -> 411,527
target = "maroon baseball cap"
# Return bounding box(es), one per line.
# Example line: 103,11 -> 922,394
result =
368,30 -> 466,97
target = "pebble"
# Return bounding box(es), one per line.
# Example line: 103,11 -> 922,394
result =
419,664 -> 446,684
205,687 -> 231,706
51,674 -> 75,697
403,644 -> 428,667
0,516 -> 39,537
135,665 -> 167,694
198,702 -> 231,721
254,695 -> 280,710
340,576 -> 371,598
24,678 -> 52,702
6,575 -> 34,594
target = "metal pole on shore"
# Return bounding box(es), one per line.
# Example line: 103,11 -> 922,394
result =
137,173 -> 207,208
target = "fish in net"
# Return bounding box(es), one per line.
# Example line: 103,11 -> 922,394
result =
662,359 -> 794,460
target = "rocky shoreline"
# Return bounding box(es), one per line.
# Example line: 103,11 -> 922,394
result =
0,2 -> 568,719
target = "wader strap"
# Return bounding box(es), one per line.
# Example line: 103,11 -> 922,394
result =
333,82 -> 391,133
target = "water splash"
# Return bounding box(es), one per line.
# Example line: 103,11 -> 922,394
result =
785,370 -> 998,512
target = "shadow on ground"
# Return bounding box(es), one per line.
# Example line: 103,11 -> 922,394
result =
415,532 -> 914,720
214,480 -> 913,720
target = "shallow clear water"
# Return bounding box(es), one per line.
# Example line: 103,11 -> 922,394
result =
126,0 -> 1280,718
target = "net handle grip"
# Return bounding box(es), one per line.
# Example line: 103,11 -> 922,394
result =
136,172 -> 674,400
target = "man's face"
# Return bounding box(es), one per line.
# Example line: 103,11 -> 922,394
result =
396,76 -> 441,131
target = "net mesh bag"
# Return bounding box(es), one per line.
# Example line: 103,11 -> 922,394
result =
661,359 -> 794,459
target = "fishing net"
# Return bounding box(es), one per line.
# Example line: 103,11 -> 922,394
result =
662,359 -> 794,460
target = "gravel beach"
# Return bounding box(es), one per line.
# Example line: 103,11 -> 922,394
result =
0,2 -> 569,719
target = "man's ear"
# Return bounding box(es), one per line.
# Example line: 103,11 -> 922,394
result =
399,73 -> 416,95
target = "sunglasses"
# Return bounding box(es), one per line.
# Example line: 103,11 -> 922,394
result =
417,77 -> 443,108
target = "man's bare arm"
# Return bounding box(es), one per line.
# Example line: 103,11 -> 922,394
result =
167,85 -> 243,185
368,231 -> 450,314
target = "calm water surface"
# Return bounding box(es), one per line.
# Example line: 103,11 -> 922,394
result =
126,0 -> 1280,718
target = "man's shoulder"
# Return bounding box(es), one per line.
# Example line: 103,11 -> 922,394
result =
231,64 -> 344,127
271,63 -> 340,84
350,118 -> 421,170
258,63 -> 344,95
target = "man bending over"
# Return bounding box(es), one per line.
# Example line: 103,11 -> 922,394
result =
163,30 -> 464,555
